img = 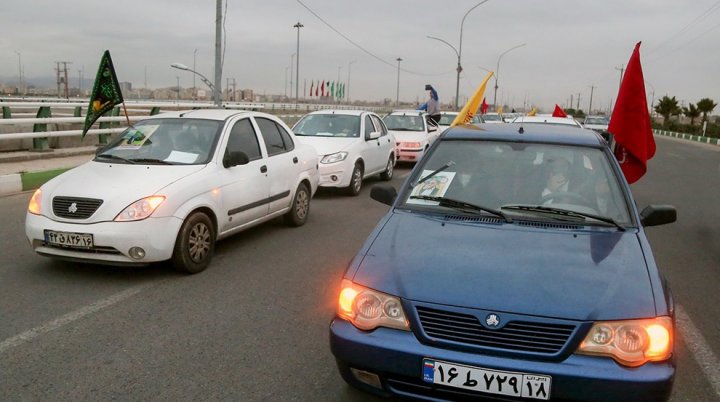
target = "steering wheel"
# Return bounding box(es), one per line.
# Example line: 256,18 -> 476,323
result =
540,191 -> 592,207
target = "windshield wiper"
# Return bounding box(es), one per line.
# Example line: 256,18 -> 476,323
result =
128,158 -> 174,165
389,128 -> 416,131
411,161 -> 455,187
501,204 -> 625,231
410,195 -> 512,223
95,153 -> 135,164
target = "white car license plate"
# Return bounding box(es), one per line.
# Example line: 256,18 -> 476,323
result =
422,358 -> 551,400
44,230 -> 94,248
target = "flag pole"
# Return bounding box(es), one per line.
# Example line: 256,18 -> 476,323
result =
121,101 -> 131,127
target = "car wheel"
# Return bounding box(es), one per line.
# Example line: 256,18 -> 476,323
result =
344,163 -> 363,196
380,155 -> 394,181
284,182 -> 311,227
172,211 -> 215,274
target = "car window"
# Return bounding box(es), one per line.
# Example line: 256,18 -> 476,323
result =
226,118 -> 262,161
293,114 -> 360,138
364,115 -> 375,138
383,115 -> 424,131
438,114 -> 457,125
404,140 -> 632,226
256,117 -> 290,156
370,115 -> 387,137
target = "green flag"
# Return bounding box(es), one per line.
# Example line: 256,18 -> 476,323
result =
82,50 -> 124,139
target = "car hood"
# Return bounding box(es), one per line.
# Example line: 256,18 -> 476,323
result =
389,131 -> 427,143
41,161 -> 206,222
352,212 -> 655,321
295,136 -> 356,156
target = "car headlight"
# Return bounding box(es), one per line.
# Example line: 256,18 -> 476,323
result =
28,188 -> 42,215
114,196 -> 166,222
400,142 -> 422,148
576,316 -> 672,367
337,279 -> 410,331
321,152 -> 348,164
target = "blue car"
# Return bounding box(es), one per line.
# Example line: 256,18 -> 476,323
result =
330,123 -> 677,401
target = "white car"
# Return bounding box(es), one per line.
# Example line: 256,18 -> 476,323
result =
481,112 -> 505,124
511,114 -> 584,128
292,110 -> 395,196
26,110 -> 319,273
383,110 -> 440,163
437,111 -> 482,133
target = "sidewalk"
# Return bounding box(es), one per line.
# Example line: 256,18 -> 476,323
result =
0,147 -> 96,196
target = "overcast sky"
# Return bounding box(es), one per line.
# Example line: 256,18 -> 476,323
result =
2,0 -> 719,112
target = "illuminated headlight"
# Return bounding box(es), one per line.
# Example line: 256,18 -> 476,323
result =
337,279 -> 409,331
28,188 -> 42,215
400,142 -> 422,149
114,196 -> 166,222
321,152 -> 348,164
577,317 -> 672,367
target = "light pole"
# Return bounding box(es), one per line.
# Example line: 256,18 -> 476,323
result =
426,0 -> 489,111
293,22 -> 304,104
396,57 -> 403,106
213,0 -> 222,106
176,76 -> 181,101
284,67 -> 289,98
347,60 -> 356,102
290,53 -> 295,99
493,43 -> 526,108
14,50 -> 22,95
588,85 -> 595,115
193,48 -> 198,100
337,65 -> 342,101
171,63 -> 215,97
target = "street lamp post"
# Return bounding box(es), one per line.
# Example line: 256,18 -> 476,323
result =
171,63 -> 216,98
213,0 -> 222,106
396,57 -> 403,107
290,53 -> 295,99
493,43 -> 526,108
337,65 -> 342,102
176,76 -> 180,101
193,48 -> 198,100
14,50 -> 22,95
347,60 -> 356,102
427,0 -> 489,111
294,22 -> 304,104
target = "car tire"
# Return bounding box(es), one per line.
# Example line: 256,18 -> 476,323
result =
284,182 -> 311,227
380,155 -> 394,181
171,211 -> 215,274
344,163 -> 363,196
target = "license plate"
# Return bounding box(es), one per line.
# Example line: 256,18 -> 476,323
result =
422,358 -> 551,400
44,230 -> 94,248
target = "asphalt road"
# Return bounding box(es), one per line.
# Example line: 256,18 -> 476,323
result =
1,136 -> 719,401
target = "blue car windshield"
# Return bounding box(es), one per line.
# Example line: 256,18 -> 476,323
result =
404,140 -> 632,226
96,118 -> 222,165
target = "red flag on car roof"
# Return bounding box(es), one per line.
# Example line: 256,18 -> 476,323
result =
480,97 -> 489,115
609,42 -> 655,184
552,104 -> 568,117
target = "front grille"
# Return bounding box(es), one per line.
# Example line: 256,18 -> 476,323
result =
52,196 -> 103,219
416,306 -> 575,354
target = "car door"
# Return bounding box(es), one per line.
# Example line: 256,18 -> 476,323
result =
253,116 -> 297,214
217,117 -> 270,232
370,114 -> 394,165
359,114 -> 385,175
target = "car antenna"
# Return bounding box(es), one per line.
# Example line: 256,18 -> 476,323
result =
518,115 -> 525,134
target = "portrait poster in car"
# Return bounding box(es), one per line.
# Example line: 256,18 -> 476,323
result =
407,171 -> 456,204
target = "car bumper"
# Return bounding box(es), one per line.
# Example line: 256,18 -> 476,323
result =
25,213 -> 184,265
330,319 -> 674,401
396,147 -> 425,162
316,158 -> 354,188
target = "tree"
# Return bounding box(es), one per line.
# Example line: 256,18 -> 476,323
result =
682,103 -> 701,126
696,98 -> 717,123
655,96 -> 681,126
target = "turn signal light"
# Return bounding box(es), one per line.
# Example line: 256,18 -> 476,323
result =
337,279 -> 409,331
28,189 -> 42,215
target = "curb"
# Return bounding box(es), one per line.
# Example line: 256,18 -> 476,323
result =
0,167 -> 72,197
653,129 -> 720,146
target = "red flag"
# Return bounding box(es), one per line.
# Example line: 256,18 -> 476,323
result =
309,81 -> 314,97
552,104 -> 568,117
320,80 -> 325,97
609,42 -> 655,184
480,97 -> 488,115
315,81 -> 319,97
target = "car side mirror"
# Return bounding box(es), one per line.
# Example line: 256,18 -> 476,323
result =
223,151 -> 250,168
370,184 -> 397,206
366,131 -> 381,141
640,205 -> 676,227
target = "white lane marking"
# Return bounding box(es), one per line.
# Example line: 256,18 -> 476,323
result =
0,285 -> 147,354
676,304 -> 720,397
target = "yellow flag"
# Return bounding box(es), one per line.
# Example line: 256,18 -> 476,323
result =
497,105 -> 504,116
528,107 -> 537,116
451,71 -> 494,127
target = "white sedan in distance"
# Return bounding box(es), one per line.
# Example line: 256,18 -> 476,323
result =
437,111 -> 482,133
292,110 -> 396,196
26,110 -> 319,274
511,114 -> 584,128
384,110 -> 440,163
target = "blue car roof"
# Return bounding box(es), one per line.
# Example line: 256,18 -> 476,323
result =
443,123 -> 605,147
